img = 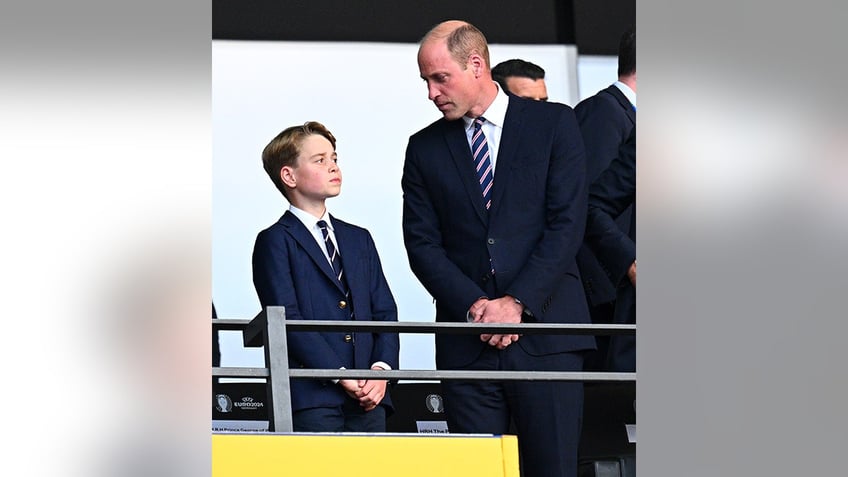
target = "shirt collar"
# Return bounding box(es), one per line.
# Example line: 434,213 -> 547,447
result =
463,81 -> 509,130
288,204 -> 332,231
613,81 -> 637,108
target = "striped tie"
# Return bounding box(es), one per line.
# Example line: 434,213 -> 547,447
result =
472,117 -> 493,210
317,220 -> 351,304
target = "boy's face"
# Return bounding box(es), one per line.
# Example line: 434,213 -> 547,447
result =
284,134 -> 342,203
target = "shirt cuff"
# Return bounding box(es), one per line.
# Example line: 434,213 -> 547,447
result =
371,361 -> 392,371
332,366 -> 346,384
512,296 -> 535,320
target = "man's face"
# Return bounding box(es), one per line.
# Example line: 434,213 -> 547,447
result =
505,76 -> 548,101
418,40 -> 478,120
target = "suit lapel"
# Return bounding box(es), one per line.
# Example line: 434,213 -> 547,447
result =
444,119 -> 487,224
490,97 -> 524,211
281,211 -> 345,294
332,216 -> 359,289
606,85 -> 636,125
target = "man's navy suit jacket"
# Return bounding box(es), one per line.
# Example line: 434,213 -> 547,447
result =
402,96 -> 595,370
252,211 -> 399,412
574,84 -> 636,307
585,129 -> 636,371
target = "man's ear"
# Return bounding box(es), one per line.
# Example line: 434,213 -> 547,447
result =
280,166 -> 297,189
469,53 -> 485,78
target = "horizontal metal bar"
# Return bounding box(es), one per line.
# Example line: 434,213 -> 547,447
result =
212,319 -> 253,331
213,367 -> 635,382
213,319 -> 253,325
229,319 -> 636,336
212,367 -> 270,378
288,369 -> 635,382
219,305 -> 635,435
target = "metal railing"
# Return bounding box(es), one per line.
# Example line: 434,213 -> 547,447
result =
212,306 -> 636,432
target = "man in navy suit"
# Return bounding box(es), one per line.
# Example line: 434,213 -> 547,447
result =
574,28 -> 636,371
585,129 -> 636,373
253,121 -> 399,432
402,20 -> 594,477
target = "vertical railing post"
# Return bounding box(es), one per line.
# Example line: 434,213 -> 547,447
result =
263,306 -> 293,432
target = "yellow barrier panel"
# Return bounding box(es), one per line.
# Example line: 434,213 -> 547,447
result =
213,433 -> 520,477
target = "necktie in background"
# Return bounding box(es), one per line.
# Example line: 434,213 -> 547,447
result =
472,117 -> 493,210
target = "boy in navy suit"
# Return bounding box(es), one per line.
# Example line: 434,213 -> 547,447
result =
252,121 -> 399,432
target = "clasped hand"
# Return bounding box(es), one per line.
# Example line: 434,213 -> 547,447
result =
467,296 -> 523,349
339,366 -> 388,412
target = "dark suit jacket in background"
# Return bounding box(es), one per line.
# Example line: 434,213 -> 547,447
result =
584,128 -> 636,372
574,84 -> 635,307
252,211 -> 399,412
402,95 -> 595,370
212,302 -> 220,367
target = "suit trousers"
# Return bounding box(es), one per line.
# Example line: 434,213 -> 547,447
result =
292,399 -> 386,432
441,345 -> 584,477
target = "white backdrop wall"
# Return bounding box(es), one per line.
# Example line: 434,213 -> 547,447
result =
213,40 -> 614,370
576,55 -> 621,101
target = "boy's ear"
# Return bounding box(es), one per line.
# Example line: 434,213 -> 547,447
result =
280,166 -> 297,189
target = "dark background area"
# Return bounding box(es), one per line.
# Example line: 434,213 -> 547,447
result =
213,0 -> 635,55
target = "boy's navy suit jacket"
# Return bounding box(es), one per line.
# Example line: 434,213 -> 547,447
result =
253,211 -> 399,412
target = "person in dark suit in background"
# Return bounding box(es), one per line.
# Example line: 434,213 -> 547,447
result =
584,129 -> 636,372
402,20 -> 594,477
574,28 -> 636,371
252,121 -> 399,432
492,58 -> 549,101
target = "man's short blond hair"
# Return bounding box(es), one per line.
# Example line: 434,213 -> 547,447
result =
423,21 -> 490,69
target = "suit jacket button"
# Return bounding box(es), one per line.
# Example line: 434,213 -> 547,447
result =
338,300 -> 347,309
344,334 -> 353,343
487,238 -> 495,245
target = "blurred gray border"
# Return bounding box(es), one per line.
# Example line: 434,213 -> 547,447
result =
6,1 -> 846,476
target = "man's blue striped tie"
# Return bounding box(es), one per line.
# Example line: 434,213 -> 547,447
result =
472,117 -> 494,210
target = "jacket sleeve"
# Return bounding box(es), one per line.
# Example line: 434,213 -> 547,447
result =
401,137 -> 491,320
364,231 -> 400,370
503,106 -> 589,319
584,130 -> 636,286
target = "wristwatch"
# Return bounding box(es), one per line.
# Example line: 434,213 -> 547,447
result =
513,297 -> 534,319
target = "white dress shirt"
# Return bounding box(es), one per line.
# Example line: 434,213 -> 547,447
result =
462,82 -> 510,173
613,80 -> 637,110
288,205 -> 337,267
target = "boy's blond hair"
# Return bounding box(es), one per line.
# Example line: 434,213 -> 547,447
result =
262,121 -> 337,199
